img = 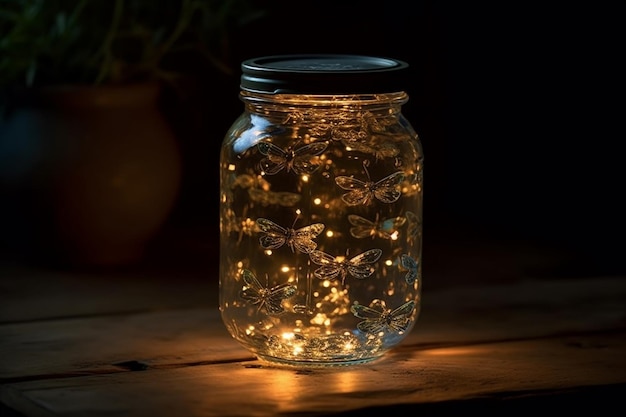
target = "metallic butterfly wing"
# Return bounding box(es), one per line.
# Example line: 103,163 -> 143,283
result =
309,250 -> 345,282
256,218 -> 324,253
311,249 -> 381,284
258,142 -> 327,175
257,142 -> 289,175
335,176 -> 371,206
385,300 -> 416,332
256,218 -> 288,249
371,171 -> 404,203
239,269 -> 266,303
346,248 -> 382,279
350,301 -> 390,334
351,304 -> 389,334
290,223 -> 325,253
351,300 -> 415,334
239,269 -> 296,315
401,254 -> 419,284
290,142 -> 328,175
336,171 -> 404,206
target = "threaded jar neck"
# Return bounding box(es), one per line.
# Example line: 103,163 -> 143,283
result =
240,91 -> 408,123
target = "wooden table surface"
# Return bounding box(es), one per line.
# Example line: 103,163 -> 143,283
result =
1,234 -> 626,416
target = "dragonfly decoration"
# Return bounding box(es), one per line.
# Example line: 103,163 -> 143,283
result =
256,218 -> 325,254
239,269 -> 296,315
257,141 -> 328,175
335,162 -> 404,206
351,299 -> 415,334
309,248 -> 382,285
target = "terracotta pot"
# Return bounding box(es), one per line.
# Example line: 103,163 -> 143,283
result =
0,83 -> 182,267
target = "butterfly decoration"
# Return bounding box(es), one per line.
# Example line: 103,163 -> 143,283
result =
257,141 -> 328,175
239,269 -> 296,315
400,254 -> 419,285
309,248 -> 382,285
335,168 -> 404,206
348,214 -> 407,240
256,218 -> 325,254
351,299 -> 415,334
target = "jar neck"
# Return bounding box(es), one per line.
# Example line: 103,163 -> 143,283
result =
240,91 -> 408,122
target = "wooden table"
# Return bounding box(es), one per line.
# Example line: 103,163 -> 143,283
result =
1,236 -> 626,416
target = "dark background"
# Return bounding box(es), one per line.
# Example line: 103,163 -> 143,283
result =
164,1 -> 625,279
2,1 -> 624,282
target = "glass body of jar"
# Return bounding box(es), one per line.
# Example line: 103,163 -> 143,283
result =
219,55 -> 423,367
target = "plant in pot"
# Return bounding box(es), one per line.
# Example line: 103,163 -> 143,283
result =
0,0 -> 262,268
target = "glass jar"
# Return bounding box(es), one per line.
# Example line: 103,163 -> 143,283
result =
219,55 -> 424,367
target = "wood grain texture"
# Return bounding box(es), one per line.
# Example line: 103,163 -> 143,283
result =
1,263 -> 625,416
2,331 -> 625,417
1,277 -> 625,380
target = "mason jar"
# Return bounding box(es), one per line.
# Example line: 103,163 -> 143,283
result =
219,54 -> 424,367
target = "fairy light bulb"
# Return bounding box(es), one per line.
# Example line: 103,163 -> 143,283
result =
219,55 -> 423,367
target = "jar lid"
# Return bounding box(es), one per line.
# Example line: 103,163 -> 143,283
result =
240,54 -> 409,94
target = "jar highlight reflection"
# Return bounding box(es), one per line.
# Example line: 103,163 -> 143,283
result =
219,55 -> 423,367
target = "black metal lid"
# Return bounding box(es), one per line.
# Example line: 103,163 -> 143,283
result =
240,54 -> 409,94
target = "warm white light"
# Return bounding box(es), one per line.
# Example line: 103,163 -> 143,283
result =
219,88 -> 422,366
311,314 -> 326,325
240,218 -> 256,236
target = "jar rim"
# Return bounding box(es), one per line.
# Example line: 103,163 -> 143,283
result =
240,54 -> 410,95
